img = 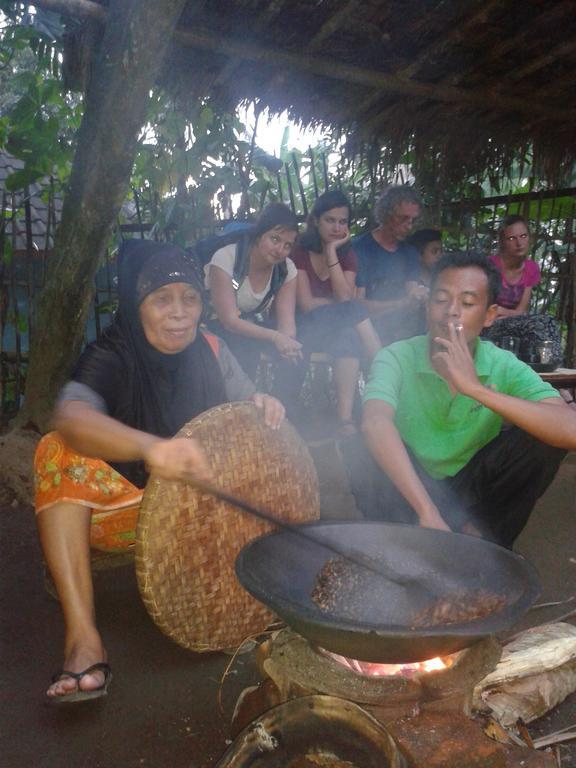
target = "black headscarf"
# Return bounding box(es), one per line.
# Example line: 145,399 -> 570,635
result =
72,240 -> 227,486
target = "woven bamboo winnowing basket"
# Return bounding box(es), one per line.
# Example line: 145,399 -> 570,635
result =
135,402 -> 320,652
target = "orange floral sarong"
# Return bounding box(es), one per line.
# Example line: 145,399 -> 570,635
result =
34,432 -> 143,552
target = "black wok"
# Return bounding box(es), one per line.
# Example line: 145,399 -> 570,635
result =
235,521 -> 540,663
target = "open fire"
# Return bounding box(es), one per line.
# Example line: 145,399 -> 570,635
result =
319,647 -> 451,677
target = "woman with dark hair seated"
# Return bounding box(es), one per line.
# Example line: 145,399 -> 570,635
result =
290,191 -> 381,435
205,202 -> 302,380
35,240 -> 284,704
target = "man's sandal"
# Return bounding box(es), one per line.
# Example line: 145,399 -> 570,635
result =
46,662 -> 112,705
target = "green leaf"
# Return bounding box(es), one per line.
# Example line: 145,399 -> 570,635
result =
4,167 -> 43,191
10,70 -> 37,93
2,240 -> 13,266
40,78 -> 63,105
196,105 -> 214,136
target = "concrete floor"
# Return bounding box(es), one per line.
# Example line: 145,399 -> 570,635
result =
1,435 -> 575,767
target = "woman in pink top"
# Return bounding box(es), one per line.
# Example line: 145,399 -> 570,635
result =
489,215 -> 540,317
484,215 -> 563,367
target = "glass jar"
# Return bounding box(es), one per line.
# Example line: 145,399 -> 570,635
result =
536,340 -> 554,364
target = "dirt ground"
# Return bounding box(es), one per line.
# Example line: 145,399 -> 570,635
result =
1,433 -> 575,768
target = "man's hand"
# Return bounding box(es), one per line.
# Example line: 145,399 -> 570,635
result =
363,400 -> 452,533
431,322 -> 482,397
252,392 -> 285,430
418,504 -> 451,531
143,437 -> 213,484
406,283 -> 429,304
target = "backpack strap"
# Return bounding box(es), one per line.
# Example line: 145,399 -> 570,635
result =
231,232 -> 253,288
233,234 -> 289,319
200,330 -> 220,358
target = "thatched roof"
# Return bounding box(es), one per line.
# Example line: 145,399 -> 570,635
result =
37,0 -> 576,183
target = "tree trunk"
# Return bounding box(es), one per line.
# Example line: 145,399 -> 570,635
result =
19,0 -> 188,431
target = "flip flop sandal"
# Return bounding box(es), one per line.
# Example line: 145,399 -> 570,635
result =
46,662 -> 112,706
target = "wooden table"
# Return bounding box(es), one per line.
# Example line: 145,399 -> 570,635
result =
540,368 -> 576,390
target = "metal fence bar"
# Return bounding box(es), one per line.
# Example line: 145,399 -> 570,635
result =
284,161 -> 297,214
24,190 -> 35,347
275,170 -> 285,203
292,152 -> 308,217
567,199 -> 576,362
309,148 -> 320,199
9,194 -> 23,407
321,153 -> 329,192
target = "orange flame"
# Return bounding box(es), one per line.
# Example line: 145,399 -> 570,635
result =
323,650 -> 450,677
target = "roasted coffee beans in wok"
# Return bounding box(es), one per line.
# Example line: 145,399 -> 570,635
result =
311,556 -> 507,628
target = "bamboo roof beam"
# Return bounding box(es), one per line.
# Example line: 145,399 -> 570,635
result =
254,0 -> 290,30
469,2 -> 573,73
306,0 -> 358,52
357,90 -> 388,117
201,0 -> 289,88
531,69 -> 576,104
445,3 -> 575,89
185,0 -> 211,20
175,27 -> 576,120
505,39 -> 576,83
395,0 -> 503,81
30,0 -> 576,124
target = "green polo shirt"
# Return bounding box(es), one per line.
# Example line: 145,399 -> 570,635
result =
363,335 -> 560,479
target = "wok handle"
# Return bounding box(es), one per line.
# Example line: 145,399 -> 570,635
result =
195,482 -> 420,589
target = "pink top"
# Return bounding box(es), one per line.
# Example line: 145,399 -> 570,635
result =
291,245 -> 358,299
489,254 -> 540,309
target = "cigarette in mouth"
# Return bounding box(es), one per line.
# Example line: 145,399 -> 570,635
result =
455,324 -> 464,332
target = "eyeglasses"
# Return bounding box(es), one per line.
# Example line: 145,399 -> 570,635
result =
392,214 -> 419,226
505,233 -> 528,243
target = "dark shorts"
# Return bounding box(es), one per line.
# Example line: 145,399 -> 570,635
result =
297,300 -> 369,359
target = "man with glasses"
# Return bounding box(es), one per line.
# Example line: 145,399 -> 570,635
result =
353,186 -> 428,345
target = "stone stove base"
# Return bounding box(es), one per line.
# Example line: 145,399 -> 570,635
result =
223,629 -> 556,768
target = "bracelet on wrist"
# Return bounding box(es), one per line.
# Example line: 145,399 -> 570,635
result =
328,262 -> 339,268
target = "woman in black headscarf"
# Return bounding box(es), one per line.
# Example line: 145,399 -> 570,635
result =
34,240 -> 284,705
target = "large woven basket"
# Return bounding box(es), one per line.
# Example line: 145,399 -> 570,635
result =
135,402 -> 320,652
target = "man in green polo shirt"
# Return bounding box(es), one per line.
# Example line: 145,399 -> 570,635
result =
352,251 -> 575,547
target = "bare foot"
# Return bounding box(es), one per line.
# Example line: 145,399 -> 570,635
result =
47,639 -> 108,699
